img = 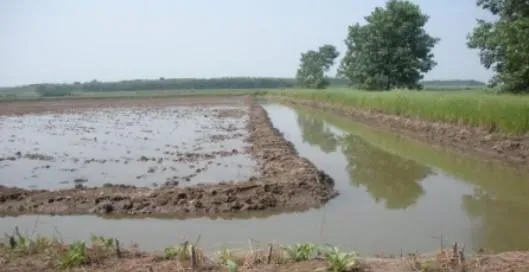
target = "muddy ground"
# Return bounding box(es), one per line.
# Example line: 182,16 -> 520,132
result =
271,97 -> 529,167
0,96 -> 247,116
0,102 -> 253,189
0,97 -> 336,217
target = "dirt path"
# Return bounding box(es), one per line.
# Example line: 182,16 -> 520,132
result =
0,99 -> 337,217
270,96 -> 529,167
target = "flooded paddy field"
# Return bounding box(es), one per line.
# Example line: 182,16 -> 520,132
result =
0,104 -> 253,189
0,96 -> 335,216
2,98 -> 529,256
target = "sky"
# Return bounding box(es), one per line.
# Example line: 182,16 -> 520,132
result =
0,0 -> 494,86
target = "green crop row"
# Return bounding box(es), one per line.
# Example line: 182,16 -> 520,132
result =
267,88 -> 529,134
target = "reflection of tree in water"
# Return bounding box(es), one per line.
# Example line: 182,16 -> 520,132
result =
343,135 -> 431,209
462,189 -> 529,252
297,113 -> 338,153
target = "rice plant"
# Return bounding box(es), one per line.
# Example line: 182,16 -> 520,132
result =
270,88 -> 529,134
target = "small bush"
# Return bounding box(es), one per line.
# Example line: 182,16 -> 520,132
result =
35,84 -> 72,97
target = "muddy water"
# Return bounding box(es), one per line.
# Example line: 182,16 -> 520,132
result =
2,103 -> 529,255
0,106 -> 254,189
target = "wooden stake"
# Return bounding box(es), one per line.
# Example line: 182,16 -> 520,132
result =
267,244 -> 273,264
115,239 -> 121,258
191,245 -> 197,269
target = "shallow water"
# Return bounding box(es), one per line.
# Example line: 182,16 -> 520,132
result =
2,103 -> 529,255
0,106 -> 255,189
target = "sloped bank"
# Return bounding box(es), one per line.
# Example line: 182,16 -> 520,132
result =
268,96 -> 529,167
3,235 -> 529,272
0,101 -> 337,217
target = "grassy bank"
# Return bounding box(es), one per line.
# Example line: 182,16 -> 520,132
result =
267,88 -> 529,134
0,232 -> 494,272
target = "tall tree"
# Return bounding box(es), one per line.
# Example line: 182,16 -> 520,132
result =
468,0 -> 529,93
339,0 -> 439,90
296,45 -> 339,89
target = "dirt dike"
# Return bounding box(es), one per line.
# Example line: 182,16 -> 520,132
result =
0,101 -> 337,217
270,96 -> 529,167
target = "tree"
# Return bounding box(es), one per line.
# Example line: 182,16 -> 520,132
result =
467,0 -> 529,93
35,84 -> 73,97
339,0 -> 439,90
296,45 -> 339,89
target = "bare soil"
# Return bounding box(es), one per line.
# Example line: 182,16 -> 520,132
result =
271,97 -> 529,167
0,97 -> 337,217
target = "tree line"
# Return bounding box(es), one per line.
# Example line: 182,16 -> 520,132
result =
296,0 -> 529,93
30,78 -> 296,97
28,77 -> 356,97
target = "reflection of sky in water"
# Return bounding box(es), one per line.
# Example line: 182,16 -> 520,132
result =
0,106 -> 255,189
2,103 -> 529,255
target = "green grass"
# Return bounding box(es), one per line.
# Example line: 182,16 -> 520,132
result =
268,88 -> 529,134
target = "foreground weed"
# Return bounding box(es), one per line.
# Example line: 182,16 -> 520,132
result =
163,241 -> 205,267
5,230 -> 55,255
90,234 -> 115,249
59,241 -> 88,268
282,243 -> 317,261
216,248 -> 239,272
217,247 -> 236,264
163,246 -> 186,260
321,246 -> 359,272
226,259 -> 238,272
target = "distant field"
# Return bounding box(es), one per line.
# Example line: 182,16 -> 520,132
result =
267,88 -> 529,134
0,88 -> 262,101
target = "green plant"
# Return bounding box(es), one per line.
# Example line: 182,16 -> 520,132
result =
216,248 -> 239,271
6,228 -> 54,255
163,242 -> 192,260
217,247 -> 235,264
321,246 -> 359,272
90,234 -> 115,249
282,243 -> 317,262
60,241 -> 88,268
226,259 -> 238,272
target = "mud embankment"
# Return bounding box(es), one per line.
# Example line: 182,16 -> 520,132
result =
0,103 -> 337,217
3,236 -> 529,272
270,96 -> 529,167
